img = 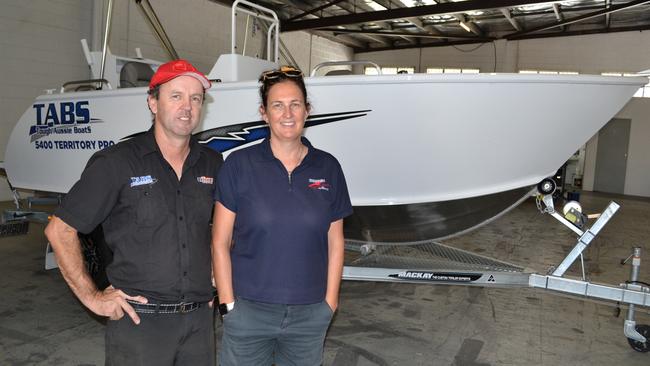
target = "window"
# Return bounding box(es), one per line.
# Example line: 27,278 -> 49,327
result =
602,72 -> 650,98
519,70 -> 578,75
425,67 -> 480,74
364,66 -> 415,75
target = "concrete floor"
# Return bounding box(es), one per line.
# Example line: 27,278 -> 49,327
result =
1,191 -> 649,365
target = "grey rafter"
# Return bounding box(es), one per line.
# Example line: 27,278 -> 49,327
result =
552,3 -> 566,31
435,0 -> 483,37
455,13 -> 483,36
314,30 -> 367,48
333,1 -> 397,45
288,0 -> 348,21
319,27 -> 493,41
282,0 -> 561,32
208,0 -> 650,52
506,0 -> 650,39
282,0 -> 392,46
368,0 -> 420,44
372,0 -> 445,40
500,8 -> 521,31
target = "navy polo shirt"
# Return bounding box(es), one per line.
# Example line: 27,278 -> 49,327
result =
215,137 -> 353,304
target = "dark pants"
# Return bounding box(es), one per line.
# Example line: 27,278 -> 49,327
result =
219,298 -> 334,366
105,303 -> 215,366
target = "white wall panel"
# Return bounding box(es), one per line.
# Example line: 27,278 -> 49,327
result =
0,0 -> 93,200
583,99 -> 650,198
615,98 -> 650,197
281,32 -> 354,74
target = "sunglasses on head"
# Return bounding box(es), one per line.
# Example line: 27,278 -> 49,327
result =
261,66 -> 303,81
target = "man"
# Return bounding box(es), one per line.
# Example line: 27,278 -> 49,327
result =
45,59 -> 222,365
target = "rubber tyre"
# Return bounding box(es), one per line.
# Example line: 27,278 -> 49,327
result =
537,178 -> 557,195
628,324 -> 650,352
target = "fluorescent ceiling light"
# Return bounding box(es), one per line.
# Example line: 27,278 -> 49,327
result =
427,14 -> 453,21
517,4 -> 551,11
518,1 -> 578,12
401,0 -> 438,7
366,1 -> 387,11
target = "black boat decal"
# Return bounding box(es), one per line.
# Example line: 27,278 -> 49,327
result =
196,110 -> 370,153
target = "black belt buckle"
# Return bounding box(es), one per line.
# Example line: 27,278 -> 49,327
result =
179,302 -> 191,314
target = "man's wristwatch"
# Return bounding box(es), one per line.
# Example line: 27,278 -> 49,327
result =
218,301 -> 235,317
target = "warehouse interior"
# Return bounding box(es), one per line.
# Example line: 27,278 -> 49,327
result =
1,0 -> 650,365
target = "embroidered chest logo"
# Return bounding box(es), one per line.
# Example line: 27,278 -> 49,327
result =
308,178 -> 330,191
130,175 -> 157,187
197,176 -> 214,184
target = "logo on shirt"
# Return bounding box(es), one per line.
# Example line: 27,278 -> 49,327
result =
197,176 -> 214,184
308,178 -> 330,191
130,175 -> 157,187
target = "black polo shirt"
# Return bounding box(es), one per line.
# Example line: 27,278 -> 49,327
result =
55,127 -> 223,303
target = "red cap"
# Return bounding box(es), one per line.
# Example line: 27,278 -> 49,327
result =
149,59 -> 211,90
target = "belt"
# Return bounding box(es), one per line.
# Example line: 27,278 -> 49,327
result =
126,300 -> 202,314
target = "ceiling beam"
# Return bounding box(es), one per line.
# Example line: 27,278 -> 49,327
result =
388,4 -> 611,29
509,23 -> 650,41
288,0 -> 348,21
552,3 -> 566,31
435,0 -> 483,37
455,14 -> 483,36
319,27 -> 493,41
357,38 -> 485,53
506,0 -> 650,39
334,1 -> 395,46
552,3 -> 563,21
282,0 -> 562,32
500,8 -> 521,31
356,23 -> 650,53
282,0 -> 393,46
313,30 -> 366,49
373,0 -> 446,40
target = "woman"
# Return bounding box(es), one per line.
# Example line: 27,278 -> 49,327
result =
212,66 -> 353,365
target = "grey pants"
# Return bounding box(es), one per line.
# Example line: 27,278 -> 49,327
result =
105,303 -> 215,366
219,297 -> 334,366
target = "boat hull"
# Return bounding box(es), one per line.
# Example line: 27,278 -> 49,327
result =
4,73 -> 645,241
344,186 -> 534,243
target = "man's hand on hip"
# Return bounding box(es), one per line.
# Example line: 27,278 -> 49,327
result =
86,285 -> 148,324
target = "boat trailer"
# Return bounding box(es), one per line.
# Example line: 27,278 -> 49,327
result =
4,175 -> 648,352
343,182 -> 650,353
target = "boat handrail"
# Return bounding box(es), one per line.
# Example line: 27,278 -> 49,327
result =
310,61 -> 382,76
232,0 -> 279,63
136,0 -> 180,60
60,79 -> 112,93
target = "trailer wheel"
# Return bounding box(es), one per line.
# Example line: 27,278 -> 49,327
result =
628,324 -> 650,353
537,178 -> 557,195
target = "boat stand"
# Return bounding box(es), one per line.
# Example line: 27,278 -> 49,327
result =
342,191 -> 650,352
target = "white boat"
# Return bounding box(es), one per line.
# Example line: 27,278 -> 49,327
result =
2,0 -> 646,243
